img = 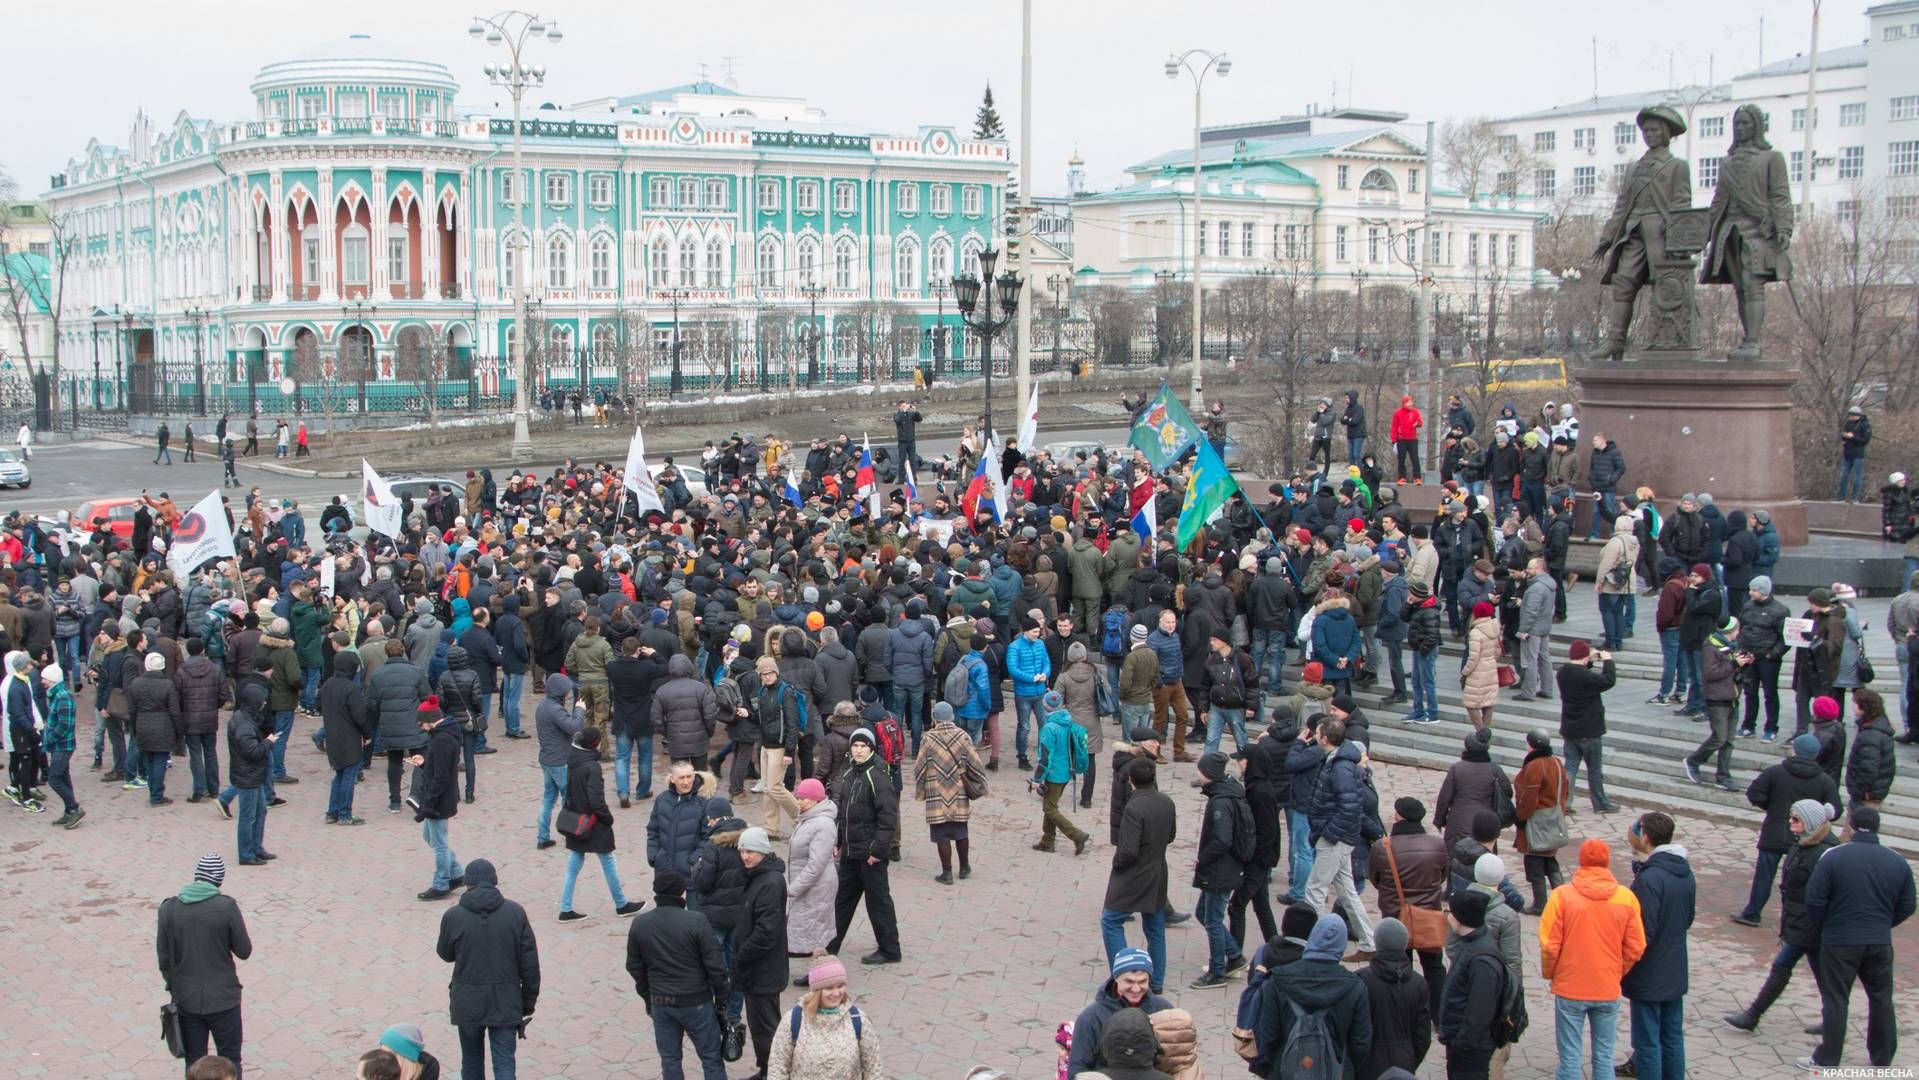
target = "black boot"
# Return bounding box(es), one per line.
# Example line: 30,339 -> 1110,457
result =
1725,962 -> 1793,1031
1525,876 -> 1550,916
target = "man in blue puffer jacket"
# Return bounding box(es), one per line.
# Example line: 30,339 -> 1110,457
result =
1006,616 -> 1053,771
1304,717 -> 1376,955
1145,610 -> 1191,761
952,637 -> 992,741
646,761 -> 711,878
1283,715 -> 1328,903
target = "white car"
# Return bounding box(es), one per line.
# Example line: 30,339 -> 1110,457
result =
648,462 -> 707,499
0,448 -> 29,489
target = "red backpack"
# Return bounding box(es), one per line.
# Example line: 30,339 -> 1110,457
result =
872,712 -> 906,766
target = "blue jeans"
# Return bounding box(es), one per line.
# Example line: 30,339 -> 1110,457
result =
1675,646 -> 1702,711
1738,847 -> 1784,921
1100,907 -> 1168,990
711,926 -> 743,1022
1598,593 -> 1628,649
56,635 -> 81,687
1285,807 -> 1314,901
1013,695 -> 1045,761
1118,702 -> 1152,733
536,763 -> 568,843
1586,489 -> 1620,539
616,731 -> 654,799
652,1001 -> 728,1080
1251,628 -> 1287,694
561,849 -> 629,912
234,785 -> 267,861
1658,629 -> 1680,697
300,666 -> 320,712
1196,888 -> 1234,976
327,763 -> 360,819
456,1024 -> 516,1080
890,684 -> 926,752
1628,998 -> 1685,1080
185,732 -> 219,797
423,817 -> 462,890
269,709 -> 294,780
143,749 -> 170,802
46,750 -> 76,814
500,672 -> 525,736
154,446 -> 172,464
1563,736 -> 1611,811
1204,705 -> 1249,755
1409,648 -> 1437,720
1554,996 -> 1620,1080
1836,455 -> 1866,501
1346,436 -> 1365,464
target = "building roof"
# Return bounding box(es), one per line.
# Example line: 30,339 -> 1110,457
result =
611,81 -> 743,109
1732,43 -> 1870,79
1866,0 -> 1919,15
1128,124 -> 1421,173
0,253 -> 52,314
251,34 -> 458,94
4,202 -> 50,226
1497,84 -> 1731,123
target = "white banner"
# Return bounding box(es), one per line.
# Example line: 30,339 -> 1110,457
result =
165,490 -> 236,580
318,555 -> 337,599
1016,381 -> 1041,454
361,459 -> 403,538
917,517 -> 956,546
624,427 -> 666,516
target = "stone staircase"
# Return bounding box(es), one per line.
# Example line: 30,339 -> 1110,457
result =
1266,586 -> 1919,855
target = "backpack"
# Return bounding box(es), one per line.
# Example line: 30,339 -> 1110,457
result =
943,654 -> 978,709
1229,795 -> 1258,864
789,1004 -> 862,1044
1100,605 -> 1130,658
778,685 -> 811,736
1067,719 -> 1091,776
1604,556 -> 1632,591
1278,995 -> 1343,1080
1232,945 -> 1276,1060
872,712 -> 906,766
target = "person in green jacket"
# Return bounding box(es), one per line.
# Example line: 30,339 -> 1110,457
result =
256,618 -> 303,789
1031,691 -> 1090,855
287,580 -> 328,714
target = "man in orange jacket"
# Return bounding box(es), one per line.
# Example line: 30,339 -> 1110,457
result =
1539,837 -> 1646,1080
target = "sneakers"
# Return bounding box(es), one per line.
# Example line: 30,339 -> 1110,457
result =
1683,760 -> 1703,785
749,782 -> 766,794
1736,727 -> 1756,739
1728,912 -> 1762,927
337,816 -> 366,826
417,888 -> 451,901
62,807 -> 84,829
615,901 -> 647,918
1716,777 -> 1739,792
387,800 -> 402,814
1224,953 -> 1250,977
122,777 -> 148,791
1761,731 -> 1778,744
1646,694 -> 1670,705
537,839 -> 557,850
619,797 -> 630,809
859,951 -> 901,965
1189,971 -> 1231,989
558,910 -> 591,923
934,871 -> 955,885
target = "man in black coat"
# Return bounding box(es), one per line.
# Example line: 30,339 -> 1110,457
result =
1190,751 -> 1251,989
1101,757 -> 1178,994
732,827 -> 789,1079
458,608 -> 505,751
828,729 -> 902,964
1230,724 -> 1286,955
627,869 -> 730,1080
495,593 -> 532,739
1732,733 -> 1841,927
412,700 -> 466,900
157,853 -> 253,1072
226,681 -> 275,865
607,635 -> 669,805
435,858 -> 540,1080
317,651 -> 372,825
1803,806 -> 1915,1069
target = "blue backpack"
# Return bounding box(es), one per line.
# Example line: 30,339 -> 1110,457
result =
789,1004 -> 862,1043
1101,605 -> 1130,658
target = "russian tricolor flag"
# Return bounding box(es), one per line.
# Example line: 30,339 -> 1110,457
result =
902,460 -> 918,507
856,434 -> 877,499
1131,497 -> 1156,543
961,453 -> 998,522
783,473 -> 804,508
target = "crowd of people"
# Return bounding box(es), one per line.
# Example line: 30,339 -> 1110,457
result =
1,390 -> 1913,1080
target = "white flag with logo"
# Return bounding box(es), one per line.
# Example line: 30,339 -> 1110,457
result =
166,490 -> 236,579
361,459 -> 404,538
1016,381 -> 1041,455
624,427 -> 666,516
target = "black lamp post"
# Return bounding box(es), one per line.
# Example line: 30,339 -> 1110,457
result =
344,300 -> 376,414
799,282 -> 825,386
118,306 -> 135,411
185,305 -> 208,415
1350,268 -> 1368,354
90,319 -> 102,410
665,288 -> 687,397
952,247 -> 1022,440
929,280 -> 949,384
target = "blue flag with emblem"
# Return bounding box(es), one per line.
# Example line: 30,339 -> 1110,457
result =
1128,383 -> 1202,473
1175,438 -> 1241,550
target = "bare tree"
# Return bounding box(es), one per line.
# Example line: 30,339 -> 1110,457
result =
1081,285 -> 1147,370
1151,275 -> 1190,369
1437,118 -> 1535,205
1781,194 -> 1919,424
692,309 -> 738,390
1238,256 -> 1339,475
0,175 -> 77,421
1350,283 -> 1416,445
394,327 -> 446,428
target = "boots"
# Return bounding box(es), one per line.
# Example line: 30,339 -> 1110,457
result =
1725,962 -> 1794,1031
1586,300 -> 1634,361
1728,298 -> 1765,361
1526,876 -> 1550,916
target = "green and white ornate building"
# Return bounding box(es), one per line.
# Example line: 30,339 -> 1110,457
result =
45,35 -> 1008,413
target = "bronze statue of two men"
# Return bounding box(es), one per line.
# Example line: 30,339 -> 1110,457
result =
1589,102 -> 1792,361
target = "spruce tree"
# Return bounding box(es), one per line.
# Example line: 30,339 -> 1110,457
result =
973,84 -> 1005,140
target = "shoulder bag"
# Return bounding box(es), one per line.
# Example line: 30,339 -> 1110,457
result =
1381,836 -> 1450,951
1523,761 -> 1573,852
555,808 -> 598,839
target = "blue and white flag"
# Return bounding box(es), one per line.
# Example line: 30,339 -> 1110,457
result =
1130,495 -> 1156,544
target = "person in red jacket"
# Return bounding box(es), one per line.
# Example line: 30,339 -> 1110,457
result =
1390,395 -> 1425,485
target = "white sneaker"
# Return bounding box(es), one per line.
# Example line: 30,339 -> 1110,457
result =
749,782 -> 766,794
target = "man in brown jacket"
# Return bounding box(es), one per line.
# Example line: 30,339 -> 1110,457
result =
1370,795 -> 1451,1019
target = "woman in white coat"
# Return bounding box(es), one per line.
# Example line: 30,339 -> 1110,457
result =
786,776 -> 840,986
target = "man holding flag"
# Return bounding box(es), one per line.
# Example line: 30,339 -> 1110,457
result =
622,427 -> 666,519
362,461 -> 403,540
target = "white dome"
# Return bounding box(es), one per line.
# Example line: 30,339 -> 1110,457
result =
251,34 -> 458,96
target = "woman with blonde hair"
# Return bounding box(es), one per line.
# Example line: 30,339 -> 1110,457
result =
1460,601 -> 1502,731
768,957 -> 883,1080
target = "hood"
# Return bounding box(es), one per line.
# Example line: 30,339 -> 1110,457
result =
1201,774 -> 1247,801
1367,946 -> 1416,982
1331,740 -> 1363,767
1643,847 -> 1692,881
177,881 -> 222,904
237,680 -> 269,714
451,598 -> 471,619
896,618 -> 927,640
800,799 -> 839,826
445,643 -> 469,670
501,594 -> 521,614
545,673 -> 575,700
745,851 -> 787,878
703,795 -> 734,819
667,653 -> 694,678
1570,864 -> 1621,900
413,612 -> 444,632
331,651 -> 360,677
1097,1007 -> 1161,1070
258,633 -> 293,650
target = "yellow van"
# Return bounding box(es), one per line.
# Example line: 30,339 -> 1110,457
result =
1447,357 -> 1569,395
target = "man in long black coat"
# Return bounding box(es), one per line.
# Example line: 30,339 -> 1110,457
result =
436,858 -> 540,1080
1101,757 -> 1178,993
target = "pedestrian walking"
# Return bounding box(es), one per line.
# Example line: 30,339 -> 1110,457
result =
318,651 -> 371,824
1303,715 -> 1378,957
786,777 -> 840,972
1731,734 -> 1840,927
733,826 -> 790,1079
557,726 -> 645,921
913,701 -> 983,883
1684,615 -> 1744,791
155,421 -> 173,465
38,662 -> 81,826
1188,750 -> 1252,989
1031,690 -> 1091,855
412,696 -> 466,900
1724,799 -> 1840,1034
1801,805 -> 1915,1069
157,854 -> 252,1075
828,728 -> 902,965
1513,729 -> 1571,914
534,674 -> 582,850
1369,796 -> 1451,1020
435,858 -> 540,1080
625,869 -> 729,1080
1437,892 -> 1506,1080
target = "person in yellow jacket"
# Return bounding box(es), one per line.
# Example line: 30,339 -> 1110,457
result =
1539,837 -> 1646,1080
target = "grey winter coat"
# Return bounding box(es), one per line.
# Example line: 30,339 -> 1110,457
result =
650,655 -> 721,759
367,658 -> 433,751
815,642 -> 858,709
1518,572 -> 1556,637
786,799 -> 840,953
536,674 -> 583,768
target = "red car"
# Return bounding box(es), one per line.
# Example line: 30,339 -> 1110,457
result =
74,497 -> 144,539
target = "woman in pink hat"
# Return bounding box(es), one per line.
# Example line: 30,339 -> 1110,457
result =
767,956 -> 883,1080
786,777 -> 840,982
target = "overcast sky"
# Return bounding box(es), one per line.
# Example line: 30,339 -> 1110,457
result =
3,0 -> 1863,200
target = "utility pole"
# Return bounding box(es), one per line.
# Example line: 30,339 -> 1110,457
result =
1166,49 -> 1231,410
1013,0 -> 1034,417
1801,0 -> 1822,217
1417,119 -> 1437,470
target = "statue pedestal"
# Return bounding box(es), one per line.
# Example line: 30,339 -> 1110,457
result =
1572,358 -> 1807,545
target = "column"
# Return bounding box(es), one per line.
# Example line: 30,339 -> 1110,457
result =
370,166 -> 389,298
317,168 -> 337,302
269,170 -> 287,303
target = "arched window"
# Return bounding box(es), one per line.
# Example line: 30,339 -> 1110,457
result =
503,324 -> 518,361
589,234 -> 613,290
895,237 -> 919,291
501,234 -> 520,293
756,237 -> 780,290
706,236 -> 726,289
1358,168 -> 1399,207
550,323 -> 575,364
341,223 -> 370,285
928,239 -> 952,285
796,238 -> 819,287
679,236 -> 698,287
833,238 -> 857,290
592,323 -> 617,365
961,239 -> 983,279
834,320 -> 858,361
650,236 -> 670,289
546,232 -> 572,289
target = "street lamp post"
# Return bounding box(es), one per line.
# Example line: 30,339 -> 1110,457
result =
1047,273 -> 1067,376
929,281 -> 949,384
90,320 -> 102,411
953,247 -> 1022,441
664,288 -> 688,397
1350,268 -> 1368,354
343,300 -> 376,414
1166,48 -> 1230,411
118,307 -> 135,412
799,282 -> 825,387
185,306 -> 209,415
471,9 -> 562,460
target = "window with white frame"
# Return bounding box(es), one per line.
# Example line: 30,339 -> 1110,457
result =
1366,226 -> 1379,262
379,96 -> 405,121
1534,168 -> 1556,197
756,237 -> 780,289
338,93 -> 368,119
1887,194 -> 1919,219
929,240 -> 951,284
1615,121 -> 1636,146
1408,167 -> 1420,194
1334,225 -> 1348,261
589,175 -> 613,206
1496,171 -> 1517,196
1488,233 -> 1500,266
834,239 -> 856,289
1888,24 -> 1908,39
1497,134 -> 1518,156
758,179 -> 779,211
679,237 -> 697,287
1573,127 -> 1594,149
650,237 -> 670,288
895,238 -> 919,290
961,240 -> 982,279
502,171 -> 522,204
545,173 -> 571,205
1508,235 -> 1519,266
1242,222 -> 1255,258
1467,232 -> 1479,264
1893,96 -> 1919,122
592,323 -> 616,366
1791,151 -> 1807,184
706,237 -> 725,288
387,235 -> 407,284
1534,130 -> 1556,152
930,185 -> 950,215
1198,220 -> 1207,257
796,181 -> 820,213
1839,145 -> 1865,179
299,95 -> 324,120
1890,140 -> 1919,176
589,234 -> 613,289
551,323 -> 573,363
1573,166 -> 1597,196
1406,231 -> 1418,265
796,238 -> 819,286
1284,224 -> 1299,260
1841,102 -> 1867,127
547,233 -> 571,288
650,177 -> 671,207
679,177 -> 699,209
499,236 -> 516,292
1699,116 -> 1725,139
341,225 -> 370,284
1614,162 -> 1629,185
1792,107 -> 1818,131
1336,165 -> 1349,190
897,184 -> 918,214
706,178 -> 727,209
1218,221 -> 1232,257
962,186 -> 982,216
1836,199 -> 1858,224
1698,156 -> 1722,187
834,182 -> 855,215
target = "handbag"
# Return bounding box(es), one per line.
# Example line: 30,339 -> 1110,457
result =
1492,771 -> 1518,828
1495,663 -> 1518,688
105,687 -> 131,723
160,1002 -> 186,1060
555,808 -> 597,838
1094,675 -> 1119,718
1381,837 -> 1450,951
963,754 -> 989,800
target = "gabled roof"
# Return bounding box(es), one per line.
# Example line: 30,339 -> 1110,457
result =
1127,124 -> 1423,174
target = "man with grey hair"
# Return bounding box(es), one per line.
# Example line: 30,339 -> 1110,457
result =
1739,576 -> 1793,741
1513,558 -> 1557,701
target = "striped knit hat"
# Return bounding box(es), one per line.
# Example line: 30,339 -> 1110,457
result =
194,853 -> 227,887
